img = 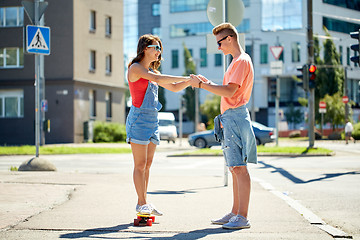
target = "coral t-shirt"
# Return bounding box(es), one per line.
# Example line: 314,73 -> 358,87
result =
220,53 -> 254,114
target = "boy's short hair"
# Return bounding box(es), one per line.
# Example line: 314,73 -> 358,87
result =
212,22 -> 238,40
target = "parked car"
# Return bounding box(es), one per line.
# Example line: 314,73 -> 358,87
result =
188,121 -> 275,148
158,112 -> 177,143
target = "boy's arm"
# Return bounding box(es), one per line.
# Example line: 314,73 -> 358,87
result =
190,75 -> 238,98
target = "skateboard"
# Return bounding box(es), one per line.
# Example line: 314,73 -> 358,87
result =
134,213 -> 155,226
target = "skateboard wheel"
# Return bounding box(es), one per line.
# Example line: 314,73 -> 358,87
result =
150,216 -> 155,222
134,219 -> 140,226
146,219 -> 152,226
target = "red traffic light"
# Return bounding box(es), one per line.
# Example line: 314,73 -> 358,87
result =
309,65 -> 316,73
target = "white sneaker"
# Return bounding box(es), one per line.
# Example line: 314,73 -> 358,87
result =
222,215 -> 251,229
136,204 -> 141,212
211,212 -> 235,225
138,204 -> 153,215
150,203 -> 163,216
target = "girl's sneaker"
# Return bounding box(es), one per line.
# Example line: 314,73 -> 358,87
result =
138,204 -> 153,215
211,212 -> 235,225
150,203 -> 163,216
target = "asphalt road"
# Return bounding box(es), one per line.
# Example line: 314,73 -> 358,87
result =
0,139 -> 359,239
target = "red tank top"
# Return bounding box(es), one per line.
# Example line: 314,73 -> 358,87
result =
129,78 -> 149,108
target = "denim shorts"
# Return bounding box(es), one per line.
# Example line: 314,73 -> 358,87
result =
126,106 -> 160,145
220,106 -> 257,167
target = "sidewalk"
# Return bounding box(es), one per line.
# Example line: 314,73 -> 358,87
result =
0,170 -> 334,239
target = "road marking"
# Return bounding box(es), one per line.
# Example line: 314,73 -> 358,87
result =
253,177 -> 352,239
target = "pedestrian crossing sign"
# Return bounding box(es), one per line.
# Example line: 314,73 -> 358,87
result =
26,25 -> 50,55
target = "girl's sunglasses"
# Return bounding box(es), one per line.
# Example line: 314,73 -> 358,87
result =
148,45 -> 161,52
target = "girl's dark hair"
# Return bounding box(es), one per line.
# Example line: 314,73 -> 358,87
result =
128,34 -> 163,73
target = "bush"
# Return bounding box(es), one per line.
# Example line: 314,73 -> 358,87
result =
352,122 -> 360,140
328,131 -> 342,140
289,130 -> 301,138
93,121 -> 127,143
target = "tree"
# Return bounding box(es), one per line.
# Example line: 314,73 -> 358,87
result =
314,30 -> 344,100
200,94 -> 221,129
313,29 -> 345,126
183,43 -> 196,121
284,104 -> 303,129
323,93 -> 345,130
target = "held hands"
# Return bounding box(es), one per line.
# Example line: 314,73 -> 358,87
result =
189,74 -> 211,89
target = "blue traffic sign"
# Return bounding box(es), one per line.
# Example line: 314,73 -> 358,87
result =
26,25 -> 50,55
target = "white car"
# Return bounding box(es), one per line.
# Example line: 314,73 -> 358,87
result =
158,112 -> 177,143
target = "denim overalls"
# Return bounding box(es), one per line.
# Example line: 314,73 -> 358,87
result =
126,80 -> 162,145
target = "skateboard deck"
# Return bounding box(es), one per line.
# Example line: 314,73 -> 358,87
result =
134,213 -> 155,226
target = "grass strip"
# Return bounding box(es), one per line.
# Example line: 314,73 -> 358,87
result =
0,145 -> 132,155
179,146 -> 333,156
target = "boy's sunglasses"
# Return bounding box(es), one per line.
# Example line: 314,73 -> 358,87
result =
147,45 -> 161,52
217,35 -> 232,47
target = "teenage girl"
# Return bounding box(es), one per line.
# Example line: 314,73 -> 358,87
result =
126,34 -> 191,215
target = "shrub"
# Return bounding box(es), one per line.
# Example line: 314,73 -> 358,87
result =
289,130 -> 301,138
328,131 -> 341,140
93,121 -> 127,143
352,122 -> 360,140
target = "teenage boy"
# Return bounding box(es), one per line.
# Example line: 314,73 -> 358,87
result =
190,22 -> 257,229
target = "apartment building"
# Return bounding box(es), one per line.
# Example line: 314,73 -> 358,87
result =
138,0 -> 360,129
0,0 -> 126,145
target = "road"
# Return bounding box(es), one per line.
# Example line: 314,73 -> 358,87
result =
0,140 -> 359,239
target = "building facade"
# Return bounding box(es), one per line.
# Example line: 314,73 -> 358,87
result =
138,0 -> 360,130
0,0 -> 126,145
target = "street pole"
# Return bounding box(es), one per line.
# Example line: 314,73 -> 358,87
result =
344,67 -> 349,120
34,0 -> 41,157
275,75 -> 280,146
222,0 -> 228,187
179,96 -> 183,147
307,0 -> 315,148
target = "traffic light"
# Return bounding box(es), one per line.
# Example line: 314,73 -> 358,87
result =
296,64 -> 308,91
269,78 -> 276,98
308,64 -> 317,89
350,30 -> 359,66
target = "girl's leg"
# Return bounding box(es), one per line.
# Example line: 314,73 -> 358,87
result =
232,166 -> 251,218
144,142 -> 157,197
131,142 -> 148,206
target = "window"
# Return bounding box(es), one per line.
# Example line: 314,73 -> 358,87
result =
0,7 -> 24,27
279,45 -> 284,62
171,50 -> 179,68
170,22 -> 213,37
170,0 -> 208,13
90,10 -> 96,32
291,42 -> 300,62
105,16 -> 111,37
152,27 -> 161,38
105,92 -> 112,119
89,50 -> 96,72
152,3 -> 160,16
261,0 -> 302,31
0,48 -> 24,68
200,48 -> 207,67
322,0 -> 360,11
260,44 -> 268,64
106,54 -> 112,75
347,47 -> 350,66
236,19 -> 250,33
89,90 -> 96,118
243,0 -> 250,7
323,17 -> 360,34
215,54 -> 222,67
245,45 -> 252,60
0,90 -> 24,118
339,46 -> 343,64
